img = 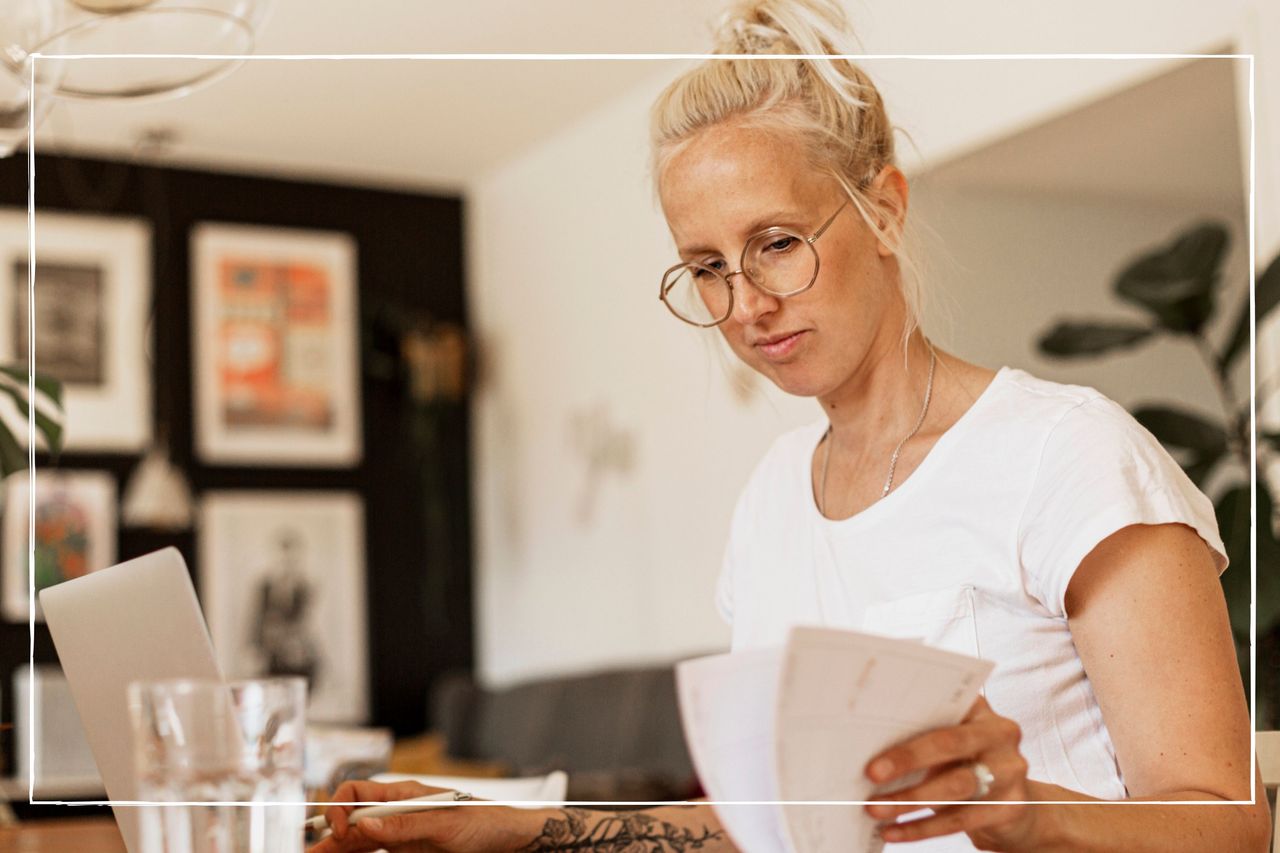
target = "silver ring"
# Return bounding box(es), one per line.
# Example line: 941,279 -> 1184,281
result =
970,761 -> 995,799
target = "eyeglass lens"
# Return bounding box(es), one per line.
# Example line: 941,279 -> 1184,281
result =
662,230 -> 817,325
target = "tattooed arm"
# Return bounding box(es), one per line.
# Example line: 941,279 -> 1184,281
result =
519,805 -> 728,852
309,780 -> 735,853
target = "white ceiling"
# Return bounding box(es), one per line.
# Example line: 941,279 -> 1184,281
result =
918,55 -> 1246,210
26,1 -> 1248,210
32,0 -> 725,192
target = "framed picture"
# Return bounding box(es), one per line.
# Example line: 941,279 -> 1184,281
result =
191,224 -> 361,466
13,665 -> 104,796
0,209 -> 152,452
200,491 -> 368,723
1,470 -> 117,623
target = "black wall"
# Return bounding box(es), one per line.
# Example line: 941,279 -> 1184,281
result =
0,152 -> 475,787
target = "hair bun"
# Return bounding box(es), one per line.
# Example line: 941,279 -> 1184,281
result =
711,0 -> 855,56
712,2 -> 793,54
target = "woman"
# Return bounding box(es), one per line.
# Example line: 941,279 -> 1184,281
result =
312,1 -> 1271,850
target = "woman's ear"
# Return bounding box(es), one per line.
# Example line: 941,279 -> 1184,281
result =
868,165 -> 909,255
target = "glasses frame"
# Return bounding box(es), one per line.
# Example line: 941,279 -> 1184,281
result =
659,200 -> 850,328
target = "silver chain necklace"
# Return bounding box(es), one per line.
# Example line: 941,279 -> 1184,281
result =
818,349 -> 937,517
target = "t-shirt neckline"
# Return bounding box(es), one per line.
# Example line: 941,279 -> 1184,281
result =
807,365 -> 1010,529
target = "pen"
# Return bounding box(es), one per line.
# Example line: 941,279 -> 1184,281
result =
305,790 -> 475,834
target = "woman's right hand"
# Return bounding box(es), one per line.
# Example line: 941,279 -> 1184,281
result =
307,780 -> 540,853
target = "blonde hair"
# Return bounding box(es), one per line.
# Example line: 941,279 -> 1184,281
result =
649,0 -> 928,346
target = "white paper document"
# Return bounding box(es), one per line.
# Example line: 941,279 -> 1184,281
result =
676,626 -> 993,853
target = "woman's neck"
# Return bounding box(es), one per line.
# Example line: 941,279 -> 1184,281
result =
818,330 -> 938,448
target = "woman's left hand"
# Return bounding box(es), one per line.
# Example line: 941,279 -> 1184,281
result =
864,695 -> 1043,850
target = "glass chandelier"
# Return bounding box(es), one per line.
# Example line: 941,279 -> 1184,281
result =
0,0 -> 272,154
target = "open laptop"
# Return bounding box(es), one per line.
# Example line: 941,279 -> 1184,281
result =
39,547 -> 223,853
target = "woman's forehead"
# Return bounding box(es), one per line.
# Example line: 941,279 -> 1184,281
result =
660,132 -> 832,249
663,125 -> 810,189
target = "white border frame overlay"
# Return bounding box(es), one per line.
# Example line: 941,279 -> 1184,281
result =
23,52 -> 1258,814
191,222 -> 362,467
0,207 -> 152,452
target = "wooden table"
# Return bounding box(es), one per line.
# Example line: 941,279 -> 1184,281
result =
0,732 -> 500,851
0,817 -> 126,852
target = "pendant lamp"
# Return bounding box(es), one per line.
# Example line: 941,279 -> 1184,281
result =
0,0 -> 272,154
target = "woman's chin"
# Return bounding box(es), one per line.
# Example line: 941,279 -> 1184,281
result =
760,366 -> 826,399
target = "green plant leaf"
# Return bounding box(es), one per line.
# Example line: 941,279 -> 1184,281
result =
1216,481 -> 1280,639
0,365 -> 63,408
1220,250 -> 1280,372
1037,322 -> 1154,358
1133,406 -> 1227,455
0,419 -> 26,478
1183,455 -> 1225,489
1114,222 -> 1228,334
1133,406 -> 1227,488
0,379 -> 62,455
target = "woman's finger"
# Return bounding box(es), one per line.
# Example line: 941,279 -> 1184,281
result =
324,781 -> 449,840
355,810 -> 467,849
867,752 -> 1026,820
867,714 -> 1022,785
307,829 -> 387,853
879,801 -> 1025,844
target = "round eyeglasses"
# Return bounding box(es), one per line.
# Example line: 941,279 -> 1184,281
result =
659,201 -> 849,327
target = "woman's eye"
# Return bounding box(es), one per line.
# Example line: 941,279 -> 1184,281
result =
766,236 -> 796,253
692,259 -> 725,278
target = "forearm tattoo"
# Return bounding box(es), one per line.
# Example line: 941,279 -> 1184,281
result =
519,807 -> 726,852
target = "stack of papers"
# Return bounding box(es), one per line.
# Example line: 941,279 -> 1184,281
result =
677,627 -> 993,853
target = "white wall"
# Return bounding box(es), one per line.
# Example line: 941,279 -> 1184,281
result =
468,1 -> 1275,686
469,79 -> 815,685
913,184 -> 1249,450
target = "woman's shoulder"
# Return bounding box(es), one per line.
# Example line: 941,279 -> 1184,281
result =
975,367 -> 1155,447
994,368 -> 1153,443
989,367 -> 1109,417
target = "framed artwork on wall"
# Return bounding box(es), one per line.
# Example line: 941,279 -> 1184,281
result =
191,224 -> 362,466
199,490 -> 368,723
1,469 -> 117,623
0,209 -> 152,452
13,665 -> 104,796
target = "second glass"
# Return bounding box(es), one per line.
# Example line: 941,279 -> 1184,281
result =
127,676 -> 307,853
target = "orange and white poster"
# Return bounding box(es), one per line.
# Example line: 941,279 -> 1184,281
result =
192,224 -> 361,466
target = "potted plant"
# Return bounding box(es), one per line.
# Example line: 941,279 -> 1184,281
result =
1037,222 -> 1279,727
0,366 -> 63,476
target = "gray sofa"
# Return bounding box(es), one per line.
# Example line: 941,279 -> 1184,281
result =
430,664 -> 701,801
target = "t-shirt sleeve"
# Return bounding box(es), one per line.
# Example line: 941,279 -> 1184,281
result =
1017,396 -> 1228,618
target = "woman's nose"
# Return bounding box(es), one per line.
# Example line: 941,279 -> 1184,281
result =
727,272 -> 779,325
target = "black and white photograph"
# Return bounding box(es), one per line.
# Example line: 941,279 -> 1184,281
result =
13,260 -> 104,386
0,209 -> 151,452
199,491 -> 368,723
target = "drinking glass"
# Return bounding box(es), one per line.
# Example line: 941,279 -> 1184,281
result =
127,677 -> 307,853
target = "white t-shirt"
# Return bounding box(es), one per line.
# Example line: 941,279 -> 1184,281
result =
716,367 -> 1228,852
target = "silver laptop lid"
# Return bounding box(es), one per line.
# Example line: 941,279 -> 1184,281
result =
39,547 -> 223,853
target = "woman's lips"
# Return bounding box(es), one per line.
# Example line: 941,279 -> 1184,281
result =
755,330 -> 807,361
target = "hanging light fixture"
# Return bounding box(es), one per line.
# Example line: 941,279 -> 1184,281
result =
0,1 -> 66,156
121,435 -> 195,531
0,0 -> 272,154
